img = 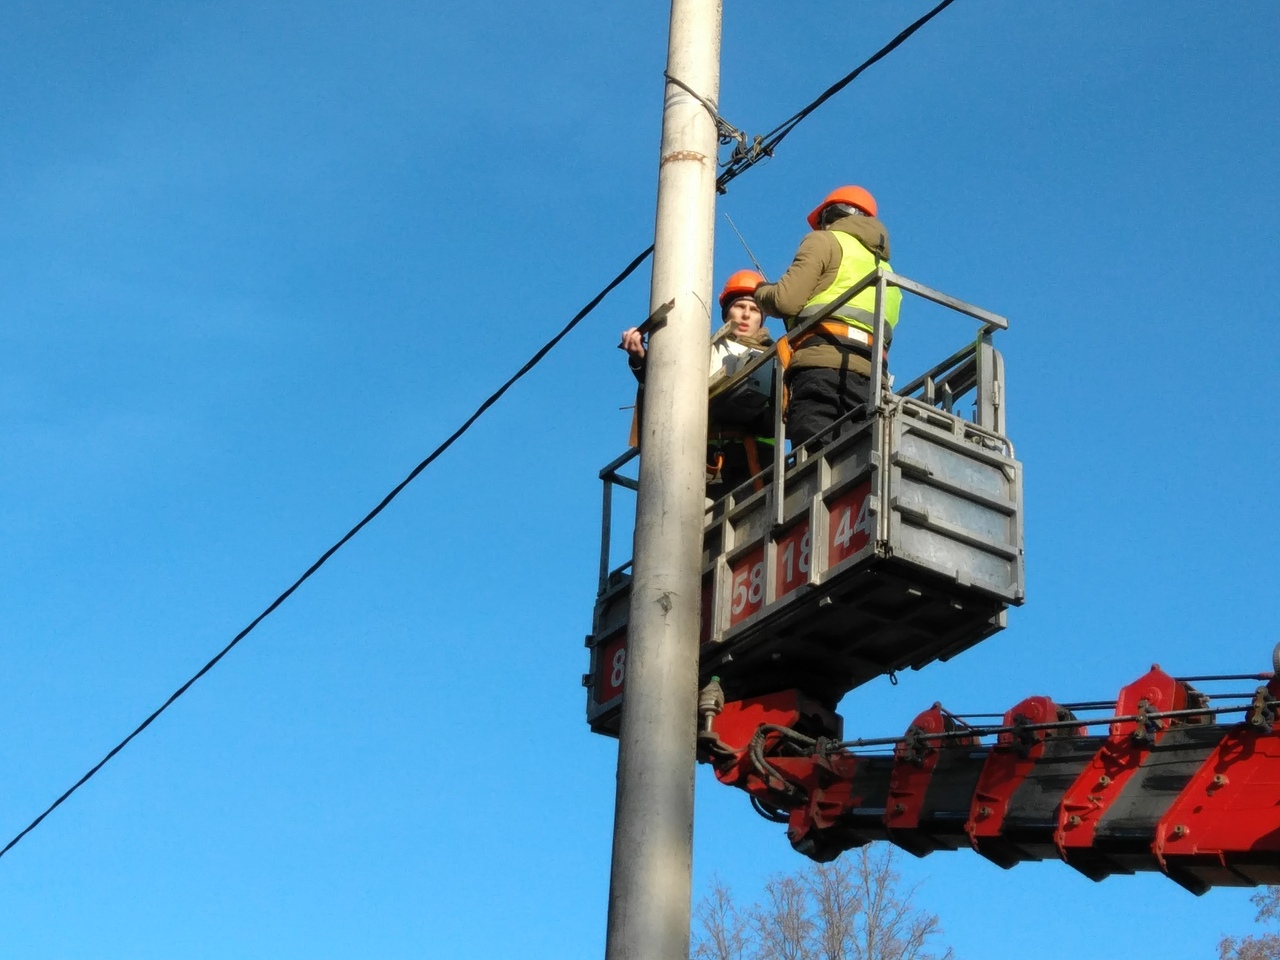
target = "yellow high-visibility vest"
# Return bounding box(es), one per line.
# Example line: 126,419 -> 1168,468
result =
795,231 -> 902,343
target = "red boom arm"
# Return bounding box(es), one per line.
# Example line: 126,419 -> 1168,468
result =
700,665 -> 1280,894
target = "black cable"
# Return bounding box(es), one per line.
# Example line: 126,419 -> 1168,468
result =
0,244 -> 655,862
4,0 -> 968,862
717,0 -> 960,192
830,702 -> 1266,751
750,795 -> 792,824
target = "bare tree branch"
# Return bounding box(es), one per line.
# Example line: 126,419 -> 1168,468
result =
691,844 -> 952,960
752,874 -> 815,960
693,877 -> 749,960
1253,887 -> 1280,925
1220,886 -> 1280,960
808,859 -> 860,960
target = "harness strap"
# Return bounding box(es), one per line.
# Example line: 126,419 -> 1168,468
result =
780,320 -> 889,372
742,437 -> 765,493
776,336 -> 794,370
628,388 -> 641,448
706,450 -> 725,481
709,430 -> 769,493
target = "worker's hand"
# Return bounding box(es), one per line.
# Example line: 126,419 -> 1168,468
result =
620,327 -> 646,362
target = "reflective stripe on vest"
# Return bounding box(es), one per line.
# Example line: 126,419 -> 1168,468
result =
795,231 -> 902,342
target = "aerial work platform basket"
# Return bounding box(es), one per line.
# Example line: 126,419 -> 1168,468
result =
585,268 -> 1024,735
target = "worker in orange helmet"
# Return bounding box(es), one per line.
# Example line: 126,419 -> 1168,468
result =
621,270 -> 775,499
753,185 -> 902,448
715,269 -> 771,345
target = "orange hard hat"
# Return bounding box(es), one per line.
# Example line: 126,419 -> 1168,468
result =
718,269 -> 765,309
806,185 -> 878,230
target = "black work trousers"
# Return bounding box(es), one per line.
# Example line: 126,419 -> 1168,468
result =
785,365 -> 871,449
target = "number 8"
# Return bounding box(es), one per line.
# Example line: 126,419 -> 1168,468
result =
747,560 -> 764,605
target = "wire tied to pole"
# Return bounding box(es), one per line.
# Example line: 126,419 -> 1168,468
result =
663,70 -> 773,195
662,70 -> 763,161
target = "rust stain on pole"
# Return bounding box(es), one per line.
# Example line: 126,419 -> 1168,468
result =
660,150 -> 708,168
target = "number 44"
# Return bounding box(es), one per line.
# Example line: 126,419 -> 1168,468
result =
833,496 -> 875,550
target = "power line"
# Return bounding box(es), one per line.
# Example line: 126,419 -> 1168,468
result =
0,245 -> 654,863
717,0 -> 959,191
2,0 -> 962,862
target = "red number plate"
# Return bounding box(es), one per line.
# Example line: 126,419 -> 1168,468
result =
774,521 -> 811,599
827,481 -> 873,567
596,633 -> 628,702
728,546 -> 766,627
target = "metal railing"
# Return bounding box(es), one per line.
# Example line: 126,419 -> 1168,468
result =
597,268 -> 1010,594
597,447 -> 639,594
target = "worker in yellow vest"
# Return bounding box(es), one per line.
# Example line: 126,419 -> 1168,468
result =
621,271 -> 774,499
753,185 -> 902,448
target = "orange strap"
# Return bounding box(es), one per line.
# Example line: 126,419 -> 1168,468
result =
708,432 -> 768,493
706,451 -> 725,480
627,387 -> 642,448
776,336 -> 794,370
742,437 -> 765,493
779,320 -> 888,371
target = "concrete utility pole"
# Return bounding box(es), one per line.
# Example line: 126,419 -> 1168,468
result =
604,1 -> 722,958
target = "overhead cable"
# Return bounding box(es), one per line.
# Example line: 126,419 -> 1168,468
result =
716,0 -> 960,192
2,0 -> 962,862
0,246 -> 654,863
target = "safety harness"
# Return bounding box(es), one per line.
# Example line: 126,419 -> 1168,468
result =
775,320 -> 889,372
707,430 -> 769,494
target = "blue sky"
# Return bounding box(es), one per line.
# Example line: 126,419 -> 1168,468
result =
2,1 -> 1278,957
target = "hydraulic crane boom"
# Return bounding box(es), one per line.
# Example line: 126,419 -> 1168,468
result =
585,268 -> 1280,893
698,662 -> 1280,894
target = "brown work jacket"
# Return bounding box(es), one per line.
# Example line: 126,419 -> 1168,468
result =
754,215 -> 893,375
